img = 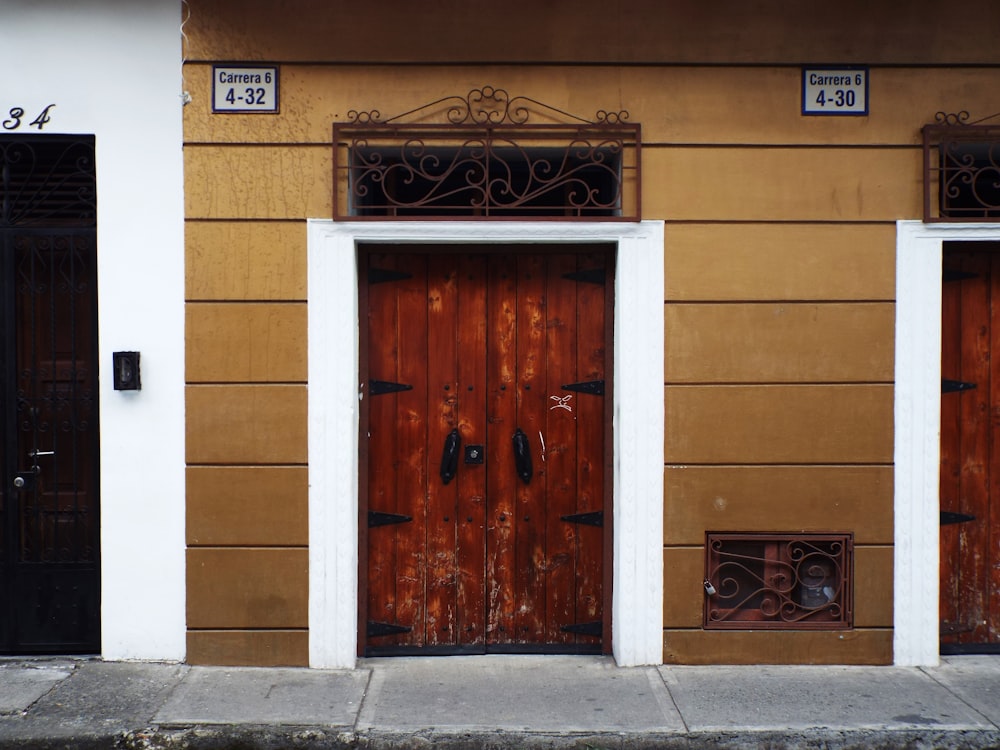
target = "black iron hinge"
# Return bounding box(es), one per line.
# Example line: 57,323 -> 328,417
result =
368,511 -> 413,528
943,268 -> 977,282
562,380 -> 604,396
369,267 -> 413,284
370,380 -> 413,396
561,511 -> 604,527
560,621 -> 603,637
367,621 -> 412,637
940,511 -> 976,525
562,268 -> 606,285
942,379 -> 977,394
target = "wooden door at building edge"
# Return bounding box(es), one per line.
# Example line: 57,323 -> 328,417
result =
0,135 -> 101,654
940,241 -> 1000,653
361,244 -> 612,655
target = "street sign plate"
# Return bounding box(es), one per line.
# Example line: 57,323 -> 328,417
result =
212,65 -> 279,114
802,67 -> 868,116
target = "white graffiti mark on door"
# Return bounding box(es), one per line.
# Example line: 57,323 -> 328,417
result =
549,394 -> 573,412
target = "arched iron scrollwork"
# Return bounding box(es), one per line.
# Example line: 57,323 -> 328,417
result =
704,533 -> 853,630
347,85 -> 630,129
335,86 -> 639,220
935,110 -> 972,127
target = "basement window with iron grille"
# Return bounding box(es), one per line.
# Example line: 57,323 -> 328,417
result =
704,533 -> 853,630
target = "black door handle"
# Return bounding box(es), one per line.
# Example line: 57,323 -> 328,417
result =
440,428 -> 460,484
512,428 -> 532,484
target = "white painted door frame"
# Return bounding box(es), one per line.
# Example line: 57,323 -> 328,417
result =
307,220 -> 665,668
894,220 -> 1000,666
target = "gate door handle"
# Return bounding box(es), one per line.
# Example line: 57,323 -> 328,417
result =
512,428 -> 532,484
440,429 -> 460,485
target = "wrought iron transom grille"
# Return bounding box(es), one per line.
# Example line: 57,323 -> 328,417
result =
923,111 -> 1000,222
704,533 -> 853,630
333,86 -> 640,220
1,136 -> 97,228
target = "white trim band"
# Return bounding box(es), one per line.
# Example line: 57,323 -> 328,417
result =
307,220 -> 665,668
894,220 -> 1000,666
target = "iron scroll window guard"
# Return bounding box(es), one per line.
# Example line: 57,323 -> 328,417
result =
923,110 -> 1000,222
333,86 -> 640,220
704,532 -> 854,630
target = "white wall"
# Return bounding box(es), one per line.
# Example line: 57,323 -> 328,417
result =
2,1 -> 186,660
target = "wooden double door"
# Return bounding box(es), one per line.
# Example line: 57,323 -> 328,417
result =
940,242 -> 1000,651
361,245 -> 612,655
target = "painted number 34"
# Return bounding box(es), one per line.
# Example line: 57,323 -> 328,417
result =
3,104 -> 55,131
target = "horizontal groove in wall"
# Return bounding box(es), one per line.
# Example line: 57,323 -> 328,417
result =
185,217 -> 305,223
187,463 -> 308,469
646,143 -> 920,150
183,60 -> 1000,70
666,462 -> 894,469
183,140 -> 924,150
663,626 -> 894,631
187,627 -> 309,633
185,141 -> 328,148
187,299 -> 305,305
186,301 -> 307,305
663,543 -> 894,547
187,545 -> 309,551
664,382 -> 895,387
664,299 -> 896,305
187,462 -> 309,468
184,218 -> 898,227
664,462 -> 894,468
186,382 -> 305,388
185,380 -> 309,386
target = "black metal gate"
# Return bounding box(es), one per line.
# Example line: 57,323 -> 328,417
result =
0,136 -> 100,654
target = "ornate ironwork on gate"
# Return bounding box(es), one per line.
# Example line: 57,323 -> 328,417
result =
333,86 -> 640,220
704,533 -> 853,630
923,111 -> 1000,221
1,137 -> 97,227
1,135 -> 100,652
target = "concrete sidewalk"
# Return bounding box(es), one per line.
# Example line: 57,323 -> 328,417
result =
1,655 -> 999,749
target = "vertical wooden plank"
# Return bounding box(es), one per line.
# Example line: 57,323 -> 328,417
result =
542,253 -> 579,644
424,253 -> 459,647
486,254 -> 518,644
958,251 -> 991,644
990,251 -> 1000,642
572,248 -> 607,646
365,251 -> 402,648
364,252 -> 429,649
456,252 -> 488,647
939,248 -> 963,642
513,254 -> 548,643
393,254 -> 430,646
